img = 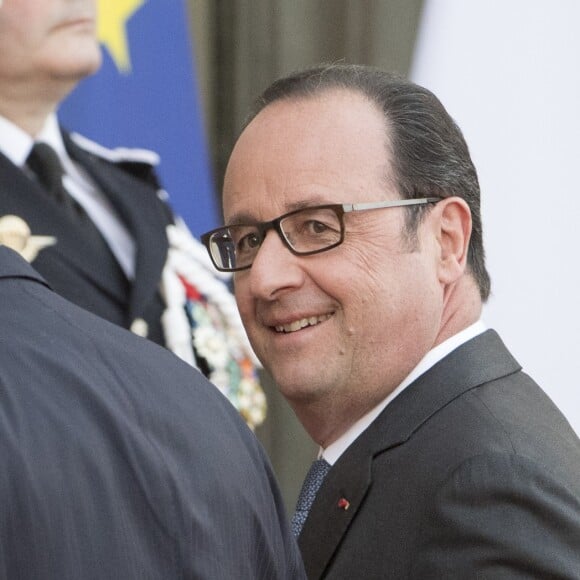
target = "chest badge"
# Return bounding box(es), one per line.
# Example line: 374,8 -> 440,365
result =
0,215 -> 57,262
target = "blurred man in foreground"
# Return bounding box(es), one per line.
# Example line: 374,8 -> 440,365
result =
0,244 -> 304,579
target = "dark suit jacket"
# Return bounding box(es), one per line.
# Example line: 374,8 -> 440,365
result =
0,246 -> 305,579
0,130 -> 171,344
299,330 -> 580,579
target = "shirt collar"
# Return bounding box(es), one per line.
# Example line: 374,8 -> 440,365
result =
322,320 -> 488,465
0,113 -> 68,168
0,114 -> 33,167
36,114 -> 69,161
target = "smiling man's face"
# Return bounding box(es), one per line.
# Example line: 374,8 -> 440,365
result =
224,89 -> 445,444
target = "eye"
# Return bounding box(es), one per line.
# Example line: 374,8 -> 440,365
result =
305,220 -> 330,234
281,207 -> 342,252
295,213 -> 340,238
236,230 -> 262,254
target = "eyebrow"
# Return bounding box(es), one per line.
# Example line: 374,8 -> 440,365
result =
225,195 -> 335,226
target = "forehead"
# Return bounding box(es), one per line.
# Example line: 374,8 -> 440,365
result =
223,89 -> 393,221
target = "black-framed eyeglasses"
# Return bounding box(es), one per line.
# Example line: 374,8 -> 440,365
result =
201,197 -> 441,272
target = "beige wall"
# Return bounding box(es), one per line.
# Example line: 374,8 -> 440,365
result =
186,0 -> 424,513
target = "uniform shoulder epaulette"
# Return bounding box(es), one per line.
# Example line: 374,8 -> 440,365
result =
70,132 -> 163,190
70,132 -> 160,165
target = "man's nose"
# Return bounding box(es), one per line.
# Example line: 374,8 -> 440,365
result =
248,229 -> 305,299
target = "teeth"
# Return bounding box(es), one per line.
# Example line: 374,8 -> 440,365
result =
275,314 -> 331,333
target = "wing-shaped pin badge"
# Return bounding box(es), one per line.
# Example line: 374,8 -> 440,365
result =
0,215 -> 57,262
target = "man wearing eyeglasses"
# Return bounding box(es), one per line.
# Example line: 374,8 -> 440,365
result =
202,64 -> 580,578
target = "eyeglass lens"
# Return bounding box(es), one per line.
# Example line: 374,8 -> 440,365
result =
207,206 -> 343,270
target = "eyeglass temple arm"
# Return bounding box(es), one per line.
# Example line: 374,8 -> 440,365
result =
342,197 -> 441,212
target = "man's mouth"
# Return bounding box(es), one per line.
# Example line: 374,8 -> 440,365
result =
274,314 -> 331,333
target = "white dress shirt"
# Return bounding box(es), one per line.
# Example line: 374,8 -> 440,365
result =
0,113 -> 136,278
322,320 -> 488,465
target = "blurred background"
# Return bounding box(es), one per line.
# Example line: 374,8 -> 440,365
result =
61,0 -> 580,513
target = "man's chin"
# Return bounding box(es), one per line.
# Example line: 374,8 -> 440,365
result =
275,376 -> 325,405
52,56 -> 102,84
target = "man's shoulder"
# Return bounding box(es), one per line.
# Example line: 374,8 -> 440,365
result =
367,363 -> 580,481
361,329 -> 578,473
66,131 -> 166,193
69,132 -> 160,167
0,270 -> 242,437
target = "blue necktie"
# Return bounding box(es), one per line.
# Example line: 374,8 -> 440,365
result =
292,458 -> 331,537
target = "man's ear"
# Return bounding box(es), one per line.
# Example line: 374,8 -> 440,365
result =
434,197 -> 472,285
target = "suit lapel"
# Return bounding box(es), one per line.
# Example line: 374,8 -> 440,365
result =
64,133 -> 170,321
299,330 -> 521,578
0,152 -> 128,303
366,330 -> 521,451
298,444 -> 373,579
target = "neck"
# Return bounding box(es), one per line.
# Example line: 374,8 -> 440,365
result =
290,395 -> 374,449
435,275 -> 483,347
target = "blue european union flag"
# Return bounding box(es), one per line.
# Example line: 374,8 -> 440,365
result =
59,0 -> 217,236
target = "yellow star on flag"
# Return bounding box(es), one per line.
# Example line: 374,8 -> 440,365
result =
97,0 -> 146,74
